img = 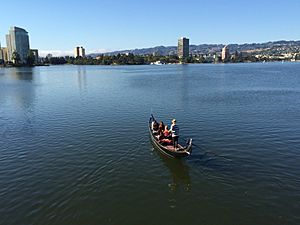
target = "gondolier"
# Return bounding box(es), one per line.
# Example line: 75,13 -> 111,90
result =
170,119 -> 179,150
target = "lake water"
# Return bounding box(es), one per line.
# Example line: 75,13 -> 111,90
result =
0,63 -> 300,225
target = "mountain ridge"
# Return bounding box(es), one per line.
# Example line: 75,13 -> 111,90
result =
89,40 -> 300,57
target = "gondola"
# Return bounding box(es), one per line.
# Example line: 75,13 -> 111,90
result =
149,115 -> 192,158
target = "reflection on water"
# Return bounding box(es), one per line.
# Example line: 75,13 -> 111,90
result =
76,66 -> 87,93
13,68 -> 35,110
177,65 -> 190,106
153,148 -> 191,192
11,67 -> 34,81
0,67 -> 36,108
0,67 -> 36,138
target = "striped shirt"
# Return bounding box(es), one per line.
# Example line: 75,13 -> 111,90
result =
170,124 -> 179,137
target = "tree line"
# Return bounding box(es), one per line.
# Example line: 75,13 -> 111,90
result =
43,53 -> 182,65
45,52 -> 285,65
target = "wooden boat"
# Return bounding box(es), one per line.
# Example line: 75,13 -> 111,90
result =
149,115 -> 192,158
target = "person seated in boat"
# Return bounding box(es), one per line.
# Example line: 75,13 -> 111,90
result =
163,125 -> 171,139
160,125 -> 172,145
159,126 -> 172,145
158,121 -> 165,139
170,119 -> 179,150
152,120 -> 159,134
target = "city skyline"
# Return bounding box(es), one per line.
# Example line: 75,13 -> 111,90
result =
1,0 -> 300,56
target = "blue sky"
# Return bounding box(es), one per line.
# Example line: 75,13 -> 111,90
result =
1,0 -> 300,56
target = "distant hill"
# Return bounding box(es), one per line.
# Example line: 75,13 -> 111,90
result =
89,40 -> 300,57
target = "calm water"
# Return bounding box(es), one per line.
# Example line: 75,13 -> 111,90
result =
0,63 -> 300,225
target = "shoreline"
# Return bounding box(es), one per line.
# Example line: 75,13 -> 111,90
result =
2,60 -> 300,68
2,61 -> 300,68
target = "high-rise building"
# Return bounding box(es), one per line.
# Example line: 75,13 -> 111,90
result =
79,47 -> 85,58
74,46 -> 86,58
74,47 -> 79,57
6,26 -> 30,63
178,37 -> 189,58
221,45 -> 230,61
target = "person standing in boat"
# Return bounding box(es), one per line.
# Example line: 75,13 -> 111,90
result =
170,119 -> 179,150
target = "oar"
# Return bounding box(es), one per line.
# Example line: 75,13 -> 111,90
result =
182,137 -> 232,161
182,137 -> 202,149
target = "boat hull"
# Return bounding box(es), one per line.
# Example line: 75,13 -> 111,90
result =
149,115 -> 192,158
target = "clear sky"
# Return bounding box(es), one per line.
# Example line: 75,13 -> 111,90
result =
1,0 -> 300,56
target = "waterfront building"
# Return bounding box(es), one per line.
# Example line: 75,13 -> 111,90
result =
74,46 -> 86,58
1,48 -> 8,62
178,37 -> 189,58
79,47 -> 85,58
74,47 -> 79,57
30,49 -> 39,63
6,26 -> 30,63
221,45 -> 230,61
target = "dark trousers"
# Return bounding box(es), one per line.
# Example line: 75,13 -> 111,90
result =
172,136 -> 179,149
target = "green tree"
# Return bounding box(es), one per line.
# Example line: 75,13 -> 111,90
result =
12,51 -> 21,65
26,51 -> 35,66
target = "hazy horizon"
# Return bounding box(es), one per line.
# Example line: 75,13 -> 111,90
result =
37,39 -> 300,57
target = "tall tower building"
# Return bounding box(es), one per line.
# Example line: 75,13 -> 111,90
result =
79,47 -> 85,58
74,47 -> 80,57
221,45 -> 230,61
178,37 -> 189,58
74,46 -> 86,58
6,26 -> 30,63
